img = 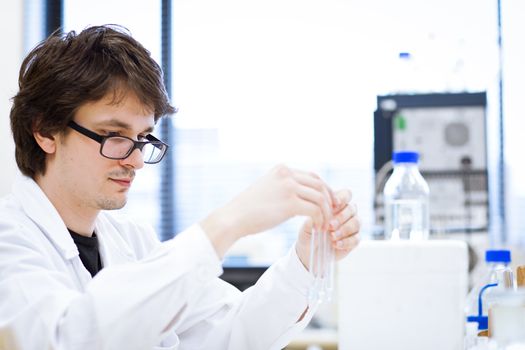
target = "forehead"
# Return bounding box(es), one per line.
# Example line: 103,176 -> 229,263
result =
75,90 -> 155,130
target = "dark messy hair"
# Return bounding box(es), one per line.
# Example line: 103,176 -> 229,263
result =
10,24 -> 176,178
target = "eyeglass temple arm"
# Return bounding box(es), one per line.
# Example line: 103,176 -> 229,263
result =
146,134 -> 169,150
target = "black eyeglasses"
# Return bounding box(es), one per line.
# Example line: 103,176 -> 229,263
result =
67,120 -> 169,164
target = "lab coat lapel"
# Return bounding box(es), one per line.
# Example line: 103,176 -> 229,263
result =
13,176 -> 78,261
95,213 -> 138,267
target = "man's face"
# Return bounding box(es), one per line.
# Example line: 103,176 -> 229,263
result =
50,91 -> 155,212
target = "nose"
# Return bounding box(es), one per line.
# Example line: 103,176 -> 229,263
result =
119,148 -> 145,170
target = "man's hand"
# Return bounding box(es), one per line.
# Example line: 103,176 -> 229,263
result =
295,189 -> 360,269
200,164 -> 336,258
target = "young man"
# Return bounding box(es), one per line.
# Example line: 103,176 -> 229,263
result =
0,25 -> 360,349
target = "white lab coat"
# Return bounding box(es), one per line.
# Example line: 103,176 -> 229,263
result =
0,176 -> 315,350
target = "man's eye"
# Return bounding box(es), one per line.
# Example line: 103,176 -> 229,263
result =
106,131 -> 120,137
138,134 -> 147,141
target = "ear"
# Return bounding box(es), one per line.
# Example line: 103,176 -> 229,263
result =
33,131 -> 57,154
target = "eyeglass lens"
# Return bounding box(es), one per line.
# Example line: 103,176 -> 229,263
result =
101,137 -> 165,163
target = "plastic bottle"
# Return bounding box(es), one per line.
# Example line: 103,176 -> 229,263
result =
395,52 -> 417,94
464,249 -> 514,344
383,151 -> 430,240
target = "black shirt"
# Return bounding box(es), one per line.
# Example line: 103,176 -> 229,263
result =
68,229 -> 103,277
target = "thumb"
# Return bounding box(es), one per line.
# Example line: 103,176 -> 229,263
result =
302,217 -> 314,232
299,217 -> 314,242
296,218 -> 314,269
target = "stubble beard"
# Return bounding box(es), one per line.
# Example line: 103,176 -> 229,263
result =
95,195 -> 128,210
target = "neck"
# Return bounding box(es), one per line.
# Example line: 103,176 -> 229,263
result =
35,174 -> 98,237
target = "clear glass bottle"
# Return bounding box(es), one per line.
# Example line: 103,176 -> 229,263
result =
464,249 -> 514,344
383,151 -> 430,240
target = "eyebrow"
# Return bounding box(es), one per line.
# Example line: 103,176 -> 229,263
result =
93,119 -> 155,134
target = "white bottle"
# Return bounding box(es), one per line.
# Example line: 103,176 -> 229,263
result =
465,250 -> 514,333
383,151 -> 430,240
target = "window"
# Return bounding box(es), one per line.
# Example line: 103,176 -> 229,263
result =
170,0 -> 375,266
169,0 -> 504,267
501,1 -> 525,246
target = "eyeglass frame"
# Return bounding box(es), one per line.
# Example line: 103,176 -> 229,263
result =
67,120 -> 169,164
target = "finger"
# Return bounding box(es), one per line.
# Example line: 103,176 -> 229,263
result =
295,185 -> 333,231
333,234 -> 360,251
331,216 -> 361,241
333,189 -> 352,211
330,202 -> 358,231
293,198 -> 326,232
292,170 -> 334,210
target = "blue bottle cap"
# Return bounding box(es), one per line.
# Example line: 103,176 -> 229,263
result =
485,249 -> 511,263
399,52 -> 411,59
392,151 -> 419,164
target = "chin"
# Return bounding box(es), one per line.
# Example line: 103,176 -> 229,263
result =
96,197 -> 128,210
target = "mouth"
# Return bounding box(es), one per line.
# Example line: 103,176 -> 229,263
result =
110,178 -> 133,188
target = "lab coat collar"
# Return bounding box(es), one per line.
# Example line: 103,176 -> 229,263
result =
13,175 -> 79,260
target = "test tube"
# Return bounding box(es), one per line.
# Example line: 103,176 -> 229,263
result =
308,228 -> 335,304
308,229 -> 319,303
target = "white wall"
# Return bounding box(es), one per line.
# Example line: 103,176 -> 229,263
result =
0,2 -> 23,195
